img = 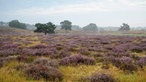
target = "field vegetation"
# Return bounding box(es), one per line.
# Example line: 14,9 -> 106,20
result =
0,27 -> 146,82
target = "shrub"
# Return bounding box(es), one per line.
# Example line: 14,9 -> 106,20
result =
33,57 -> 58,68
106,52 -> 132,58
29,44 -> 47,49
1,44 -> 18,49
16,55 -> 34,63
51,50 -> 70,59
136,56 -> 146,68
80,47 -> 91,56
85,73 -> 116,82
60,54 -> 95,65
24,64 -> 63,81
130,46 -> 143,53
111,57 -> 137,72
0,48 -> 20,57
21,48 -> 57,57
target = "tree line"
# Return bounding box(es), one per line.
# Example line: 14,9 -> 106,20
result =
6,20 -> 130,34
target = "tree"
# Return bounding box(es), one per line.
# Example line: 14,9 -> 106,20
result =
0,21 -> 3,26
9,20 -> 26,29
34,22 -> 56,35
60,20 -> 72,31
119,23 -> 130,31
83,23 -> 98,32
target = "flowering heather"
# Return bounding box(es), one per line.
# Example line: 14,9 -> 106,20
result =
136,56 -> 146,68
1,30 -> 146,82
111,56 -> 137,72
52,50 -> 70,59
60,54 -> 95,65
33,57 -> 59,68
24,64 -> 63,81
80,47 -> 91,55
130,45 -> 143,53
85,73 -> 117,82
0,48 -> 20,57
106,52 -> 132,58
20,48 -> 58,57
29,44 -> 48,49
0,44 -> 18,50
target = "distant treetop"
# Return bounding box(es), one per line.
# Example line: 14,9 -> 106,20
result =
83,23 -> 98,32
8,20 -> 26,29
60,20 -> 72,31
34,22 -> 56,35
119,23 -> 130,31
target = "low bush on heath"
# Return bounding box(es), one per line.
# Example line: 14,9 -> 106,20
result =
24,64 -> 63,81
82,73 -> 117,82
24,57 -> 63,81
60,54 -> 95,65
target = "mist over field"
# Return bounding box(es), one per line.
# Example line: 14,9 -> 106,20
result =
0,0 -> 146,82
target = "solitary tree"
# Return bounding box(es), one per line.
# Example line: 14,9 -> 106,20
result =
60,20 -> 72,31
9,20 -> 26,29
83,23 -> 98,32
34,22 -> 56,35
119,23 -> 130,31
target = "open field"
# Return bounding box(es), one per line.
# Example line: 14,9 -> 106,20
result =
0,27 -> 146,82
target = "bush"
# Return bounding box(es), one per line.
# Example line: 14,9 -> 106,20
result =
29,44 -> 47,49
24,64 -> 63,81
0,49 -> 18,57
130,46 -> 143,53
16,55 -> 34,63
84,73 -> 116,82
60,54 -> 95,65
136,56 -> 146,68
111,57 -> 137,72
33,57 -> 58,68
51,50 -> 70,59
21,48 -> 56,57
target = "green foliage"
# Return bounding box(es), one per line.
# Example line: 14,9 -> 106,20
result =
83,23 -> 98,32
60,20 -> 72,31
9,20 -> 26,29
34,22 -> 56,34
119,23 -> 130,31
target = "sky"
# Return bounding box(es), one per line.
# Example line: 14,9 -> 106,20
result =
0,0 -> 146,27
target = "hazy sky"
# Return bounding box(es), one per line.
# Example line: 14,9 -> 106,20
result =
0,0 -> 146,27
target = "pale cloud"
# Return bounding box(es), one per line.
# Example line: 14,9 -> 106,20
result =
118,0 -> 146,7
14,2 -> 107,16
12,0 -> 146,16
1,0 -> 146,27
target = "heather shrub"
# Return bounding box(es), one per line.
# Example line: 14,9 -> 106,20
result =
130,46 -> 143,53
60,55 -> 95,65
33,57 -> 59,68
1,44 -> 18,49
21,48 -> 57,57
16,55 -> 34,63
106,52 -> 132,58
29,44 -> 47,49
80,47 -> 91,56
136,56 -> 146,68
0,48 -> 20,57
24,64 -> 63,81
49,50 -> 70,59
83,73 -> 117,82
111,57 -> 137,72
